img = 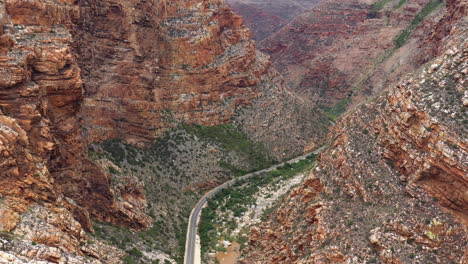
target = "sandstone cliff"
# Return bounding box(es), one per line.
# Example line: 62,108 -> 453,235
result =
74,0 -> 328,159
241,1 -> 468,262
0,0 -> 156,262
0,0 -> 329,262
233,0 -> 451,116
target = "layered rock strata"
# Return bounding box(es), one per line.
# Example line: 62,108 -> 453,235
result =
233,0 -> 450,110
0,0 -> 150,262
74,0 -> 328,159
226,0 -> 321,41
0,0 -> 329,262
241,16 -> 467,263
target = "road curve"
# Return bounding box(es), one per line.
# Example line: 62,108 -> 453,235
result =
184,147 -> 324,264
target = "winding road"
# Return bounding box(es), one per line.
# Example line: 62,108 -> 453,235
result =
184,147 -> 324,264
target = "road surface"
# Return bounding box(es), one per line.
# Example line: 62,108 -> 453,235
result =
184,147 -> 324,264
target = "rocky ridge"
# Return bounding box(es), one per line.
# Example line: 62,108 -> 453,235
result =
0,0 -> 329,262
240,4 -> 467,262
233,0 -> 451,114
226,0 -> 321,41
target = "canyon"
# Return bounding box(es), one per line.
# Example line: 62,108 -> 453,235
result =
239,0 -> 468,263
0,0 -> 466,263
0,0 -> 327,263
241,40 -> 467,264
229,0 -> 456,114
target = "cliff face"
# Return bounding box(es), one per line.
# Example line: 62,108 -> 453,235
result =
233,0 -> 448,111
73,0 -> 327,159
0,0 -> 161,262
241,1 -> 468,262
74,0 -> 263,145
0,0 -> 329,262
226,0 -> 321,41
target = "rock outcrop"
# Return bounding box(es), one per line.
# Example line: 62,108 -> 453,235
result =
75,0 -> 264,145
74,0 -> 328,159
0,0 -> 151,262
241,1 -> 467,261
233,0 -> 449,111
0,0 -> 329,262
226,0 -> 321,41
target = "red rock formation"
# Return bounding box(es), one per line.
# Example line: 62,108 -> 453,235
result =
241,3 -> 467,261
226,0 -> 321,41
233,0 -> 449,110
1,0 -> 330,262
73,0 -> 328,159
74,0 -> 266,145
0,0 -> 151,262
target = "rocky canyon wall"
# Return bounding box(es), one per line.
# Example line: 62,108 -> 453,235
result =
226,0 -> 322,41
241,1 -> 467,262
0,0 -> 329,262
0,0 -> 154,263
242,39 -> 467,264
232,0 -> 452,112
75,0 -> 265,145
74,0 -> 328,159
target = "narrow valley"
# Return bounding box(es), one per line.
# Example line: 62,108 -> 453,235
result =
0,0 -> 466,263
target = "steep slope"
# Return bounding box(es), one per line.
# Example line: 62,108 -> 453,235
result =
0,0 -> 329,263
226,0 -> 321,41
0,0 -> 150,263
74,0 -> 328,159
75,0 -> 265,145
235,0 -> 450,118
241,1 -> 467,262
71,1 -> 328,261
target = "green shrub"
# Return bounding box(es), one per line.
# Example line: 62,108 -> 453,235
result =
396,0 -> 407,9
368,0 -> 392,18
183,124 -> 275,171
123,256 -> 137,264
127,247 -> 144,258
108,166 -> 119,174
322,98 -> 351,121
394,0 -> 444,48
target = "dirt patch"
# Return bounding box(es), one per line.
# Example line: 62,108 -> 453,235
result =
215,242 -> 240,264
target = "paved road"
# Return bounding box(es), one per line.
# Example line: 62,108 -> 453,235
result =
184,147 -> 324,264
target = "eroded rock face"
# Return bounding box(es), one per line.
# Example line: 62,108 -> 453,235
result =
0,0 -> 150,262
73,0 -> 328,159
226,0 -> 321,41
233,0 -> 449,110
241,6 -> 467,263
1,0 -> 329,262
74,0 -> 264,144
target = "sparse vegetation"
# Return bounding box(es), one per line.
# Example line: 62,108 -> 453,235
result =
395,0 -> 407,9
371,0 -> 392,12
322,98 -> 351,121
368,0 -> 392,18
183,124 -> 275,174
199,155 -> 317,256
127,247 -> 144,258
108,166 -> 119,174
394,0 -> 444,48
87,124 -> 277,263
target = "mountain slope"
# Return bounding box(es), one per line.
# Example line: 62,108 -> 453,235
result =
0,0 -> 329,263
241,1 -> 467,262
233,0 -> 453,119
